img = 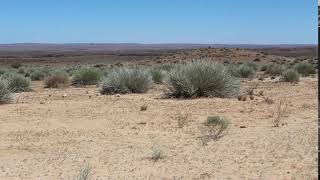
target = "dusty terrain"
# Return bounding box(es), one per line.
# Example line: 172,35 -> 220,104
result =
0,77 -> 317,179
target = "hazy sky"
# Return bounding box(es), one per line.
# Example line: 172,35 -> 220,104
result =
0,0 -> 317,44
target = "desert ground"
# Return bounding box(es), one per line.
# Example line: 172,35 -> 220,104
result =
0,45 -> 318,179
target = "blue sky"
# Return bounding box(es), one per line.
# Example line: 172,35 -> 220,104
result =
0,0 -> 317,44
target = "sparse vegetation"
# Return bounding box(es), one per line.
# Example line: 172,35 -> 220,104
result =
0,78 -> 12,104
11,62 -> 22,69
200,116 -> 229,145
45,70 -> 69,88
201,116 -> 230,142
294,63 -> 316,76
281,69 -> 300,83
30,70 -> 46,81
6,73 -> 31,92
273,98 -> 289,127
265,64 -> 283,76
74,164 -> 92,180
151,145 -> 163,161
237,64 -> 256,78
166,60 -> 240,98
72,67 -> 102,86
99,67 -> 152,94
149,68 -> 166,84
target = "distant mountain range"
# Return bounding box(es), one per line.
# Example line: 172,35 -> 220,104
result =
0,43 -> 316,52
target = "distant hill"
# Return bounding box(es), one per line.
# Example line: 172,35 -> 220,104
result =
0,43 -> 316,52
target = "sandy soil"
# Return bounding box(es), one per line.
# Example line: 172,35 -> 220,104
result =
0,78 -> 317,179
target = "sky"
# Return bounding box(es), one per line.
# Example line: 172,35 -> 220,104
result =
0,0 -> 318,44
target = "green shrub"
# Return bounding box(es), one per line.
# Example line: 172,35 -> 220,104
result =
166,60 -> 240,98
200,116 -> 230,144
225,64 -> 240,77
265,64 -> 283,76
72,67 -> 102,86
0,78 -> 12,104
7,73 -> 31,92
30,70 -> 46,81
245,62 -> 258,71
99,67 -> 152,94
149,68 -> 166,84
237,64 -> 256,78
281,69 -> 300,83
45,70 -> 69,88
294,63 -> 316,76
260,64 -> 269,71
11,62 -> 22,69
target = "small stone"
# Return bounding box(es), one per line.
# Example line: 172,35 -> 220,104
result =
240,126 -> 247,128
249,95 -> 254,100
40,102 -> 44,104
115,94 -> 121,97
62,94 -> 67,98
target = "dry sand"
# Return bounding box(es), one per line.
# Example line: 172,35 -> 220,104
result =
0,78 -> 317,179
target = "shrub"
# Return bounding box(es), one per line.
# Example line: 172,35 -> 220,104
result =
45,71 -> 69,88
74,164 -> 92,180
0,78 -> 12,104
151,145 -> 163,161
245,62 -> 258,71
237,64 -> 256,78
200,116 -> 229,144
225,64 -> 240,77
265,64 -> 283,76
7,73 -> 31,92
166,60 -> 240,98
72,67 -> 102,86
149,68 -> 165,84
294,63 -> 316,76
11,62 -> 22,69
281,69 -> 300,83
99,67 -> 152,94
260,64 -> 269,71
30,70 -> 46,81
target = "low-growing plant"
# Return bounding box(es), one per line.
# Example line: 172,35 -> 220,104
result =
11,62 -> 22,69
260,64 -> 269,71
200,116 -> 229,144
45,70 -> 69,88
149,68 -> 165,84
99,67 -> 152,94
281,69 -> 300,83
237,64 -> 256,78
73,164 -> 92,180
166,60 -> 240,98
6,73 -> 31,92
0,78 -> 12,104
265,64 -> 283,76
72,67 -> 102,86
294,63 -> 316,76
30,70 -> 46,81
151,145 -> 163,161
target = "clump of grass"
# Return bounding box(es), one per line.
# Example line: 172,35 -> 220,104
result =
0,78 -> 12,104
225,64 -> 240,77
273,98 -> 289,127
73,164 -> 92,180
149,68 -> 166,84
237,64 -> 256,78
72,67 -> 102,86
45,70 -> 69,88
5,73 -> 31,92
260,64 -> 269,71
166,60 -> 240,98
30,70 -> 46,81
151,145 -> 163,161
265,64 -> 283,76
281,69 -> 300,83
99,67 -> 152,94
200,116 -> 229,144
294,63 -> 316,76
